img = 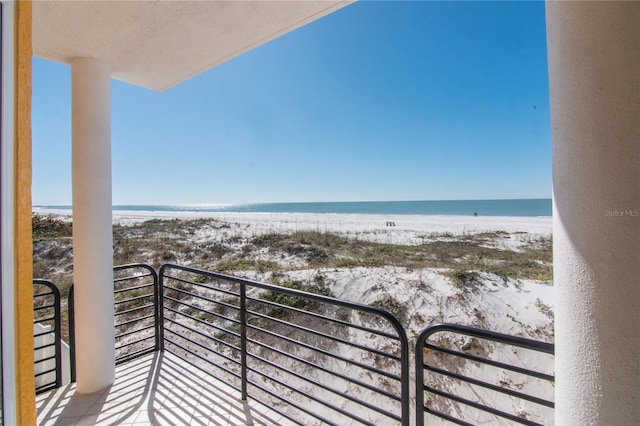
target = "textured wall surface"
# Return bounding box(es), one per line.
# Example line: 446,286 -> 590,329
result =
15,0 -> 35,424
547,1 -> 640,424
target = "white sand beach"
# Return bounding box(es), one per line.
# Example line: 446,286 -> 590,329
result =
36,208 -> 551,249
35,207 -> 554,338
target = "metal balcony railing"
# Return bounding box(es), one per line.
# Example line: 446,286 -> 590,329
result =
66,264 -> 161,382
415,323 -> 555,426
33,279 -> 63,394
113,264 -> 161,364
36,264 -> 555,425
160,263 -> 410,426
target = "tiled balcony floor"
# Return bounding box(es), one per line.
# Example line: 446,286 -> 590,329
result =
36,352 -> 291,425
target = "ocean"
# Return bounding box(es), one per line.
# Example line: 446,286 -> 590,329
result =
39,199 -> 552,217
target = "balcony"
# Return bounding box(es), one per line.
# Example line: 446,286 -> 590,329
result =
37,352 -> 296,426
34,264 -> 554,425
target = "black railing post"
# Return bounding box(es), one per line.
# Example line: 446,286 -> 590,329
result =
68,285 -> 76,383
150,266 -> 161,352
400,331 -> 410,426
240,281 -> 247,400
415,330 -> 427,426
158,265 -> 166,352
52,283 -> 62,389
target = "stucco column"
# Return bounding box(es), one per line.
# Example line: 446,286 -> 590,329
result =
71,57 -> 115,393
546,2 -> 639,424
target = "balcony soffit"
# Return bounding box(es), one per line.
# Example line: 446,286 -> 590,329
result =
33,0 -> 351,91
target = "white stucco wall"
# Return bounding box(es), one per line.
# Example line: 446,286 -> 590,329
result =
546,2 -> 640,424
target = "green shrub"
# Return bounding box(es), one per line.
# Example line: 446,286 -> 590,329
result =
449,269 -> 481,289
257,279 -> 334,319
252,233 -> 286,247
305,246 -> 330,264
32,214 -> 72,240
214,259 -> 254,273
371,294 -> 406,321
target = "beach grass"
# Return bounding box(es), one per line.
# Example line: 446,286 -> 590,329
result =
33,215 -> 553,292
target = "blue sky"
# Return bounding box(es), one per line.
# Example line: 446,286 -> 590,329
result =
32,1 -> 551,205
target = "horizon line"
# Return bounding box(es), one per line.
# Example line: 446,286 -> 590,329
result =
34,197 -> 552,208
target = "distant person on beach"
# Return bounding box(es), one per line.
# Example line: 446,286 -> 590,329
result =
474,212 -> 478,217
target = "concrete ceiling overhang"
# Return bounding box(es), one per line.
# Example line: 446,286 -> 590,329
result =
33,0 -> 351,91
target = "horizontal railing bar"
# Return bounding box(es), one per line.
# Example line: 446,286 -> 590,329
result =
115,352 -> 156,369
33,316 -> 55,324
424,385 -> 544,426
163,274 -> 240,298
33,292 -> 54,298
164,341 -> 241,384
36,384 -> 60,395
247,378 -> 339,426
424,344 -> 554,382
114,303 -> 155,318
33,303 -> 56,310
163,349 -> 242,394
34,331 -> 54,338
162,264 -> 402,323
164,328 -> 240,366
115,314 -> 155,329
113,281 -> 155,295
248,323 -> 401,381
246,294 -> 399,340
113,272 -> 153,283
164,338 -> 234,370
34,368 -> 57,378
164,317 -> 240,353
247,337 -> 400,400
34,354 -> 56,364
248,368 -> 379,426
248,353 -> 400,420
421,323 -> 554,354
241,394 -> 307,426
115,348 -> 156,365
163,295 -> 238,323
114,263 -> 157,273
113,283 -> 155,298
163,305 -> 241,337
34,342 -> 55,352
424,364 -> 554,408
115,335 -> 155,351
248,309 -> 400,361
162,295 -> 239,324
423,408 -> 474,426
115,325 -> 155,340
247,298 -> 400,344
163,348 -> 239,382
114,294 -> 154,306
163,285 -> 240,313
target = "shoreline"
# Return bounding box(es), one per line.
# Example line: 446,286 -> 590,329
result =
34,208 -> 552,234
34,208 -> 551,249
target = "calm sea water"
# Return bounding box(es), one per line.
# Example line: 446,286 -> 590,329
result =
40,199 -> 552,217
